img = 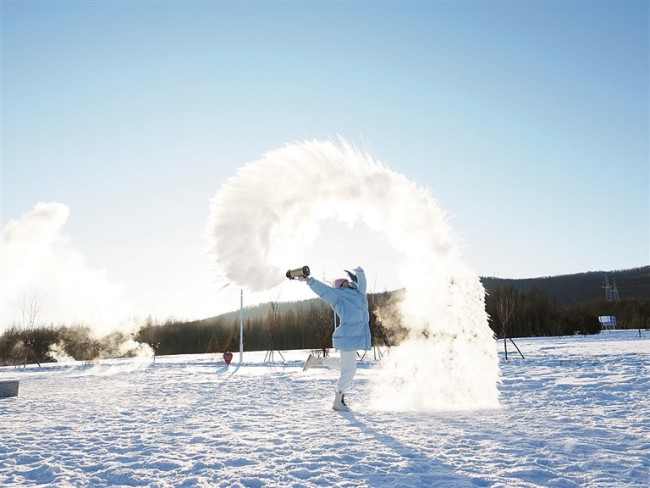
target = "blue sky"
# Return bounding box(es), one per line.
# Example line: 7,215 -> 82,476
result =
1,1 -> 648,325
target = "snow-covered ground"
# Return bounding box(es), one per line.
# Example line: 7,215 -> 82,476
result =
1,329 -> 648,487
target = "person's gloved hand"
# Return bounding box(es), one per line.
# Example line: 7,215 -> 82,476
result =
296,276 -> 310,282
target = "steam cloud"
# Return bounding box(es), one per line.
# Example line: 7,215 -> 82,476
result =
0,202 -> 129,335
207,138 -> 500,411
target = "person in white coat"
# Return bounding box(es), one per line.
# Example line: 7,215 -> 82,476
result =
296,266 -> 371,411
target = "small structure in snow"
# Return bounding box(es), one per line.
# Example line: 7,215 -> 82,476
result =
0,380 -> 19,398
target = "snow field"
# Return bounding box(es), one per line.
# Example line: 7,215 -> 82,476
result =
1,330 -> 648,487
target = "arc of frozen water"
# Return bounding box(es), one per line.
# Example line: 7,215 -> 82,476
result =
206,138 -> 499,411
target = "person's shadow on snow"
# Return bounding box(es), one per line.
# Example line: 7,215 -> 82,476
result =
342,412 -> 487,488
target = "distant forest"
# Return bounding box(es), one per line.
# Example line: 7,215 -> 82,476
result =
1,266 -> 648,365
481,266 -> 649,338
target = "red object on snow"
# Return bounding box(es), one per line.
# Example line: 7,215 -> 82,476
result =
223,352 -> 233,365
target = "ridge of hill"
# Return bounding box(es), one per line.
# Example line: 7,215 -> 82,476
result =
480,265 -> 649,306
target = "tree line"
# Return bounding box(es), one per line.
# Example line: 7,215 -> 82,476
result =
135,290 -> 401,358
1,284 -> 647,366
485,284 -> 649,338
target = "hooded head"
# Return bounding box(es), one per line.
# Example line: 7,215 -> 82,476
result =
333,269 -> 359,289
333,278 -> 349,289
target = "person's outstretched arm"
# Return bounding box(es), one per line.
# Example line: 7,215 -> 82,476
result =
299,276 -> 338,307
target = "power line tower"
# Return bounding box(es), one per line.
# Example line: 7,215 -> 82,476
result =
604,274 -> 620,301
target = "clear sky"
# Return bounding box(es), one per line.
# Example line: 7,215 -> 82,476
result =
1,1 -> 648,328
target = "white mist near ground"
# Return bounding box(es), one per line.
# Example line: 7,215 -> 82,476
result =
206,138 -> 500,411
47,341 -> 76,364
114,339 -> 154,361
0,202 -> 129,335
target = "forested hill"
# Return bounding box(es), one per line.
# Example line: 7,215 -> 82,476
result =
480,266 -> 649,307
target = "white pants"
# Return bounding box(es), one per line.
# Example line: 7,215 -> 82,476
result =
322,349 -> 357,393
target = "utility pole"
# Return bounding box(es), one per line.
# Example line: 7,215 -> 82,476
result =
239,289 -> 244,363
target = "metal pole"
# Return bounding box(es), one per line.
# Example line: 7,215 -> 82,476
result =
239,289 -> 244,363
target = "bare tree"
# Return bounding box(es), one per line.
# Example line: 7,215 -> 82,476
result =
308,301 -> 334,358
19,289 -> 43,330
18,290 -> 44,367
264,301 -> 285,362
495,285 -> 524,360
